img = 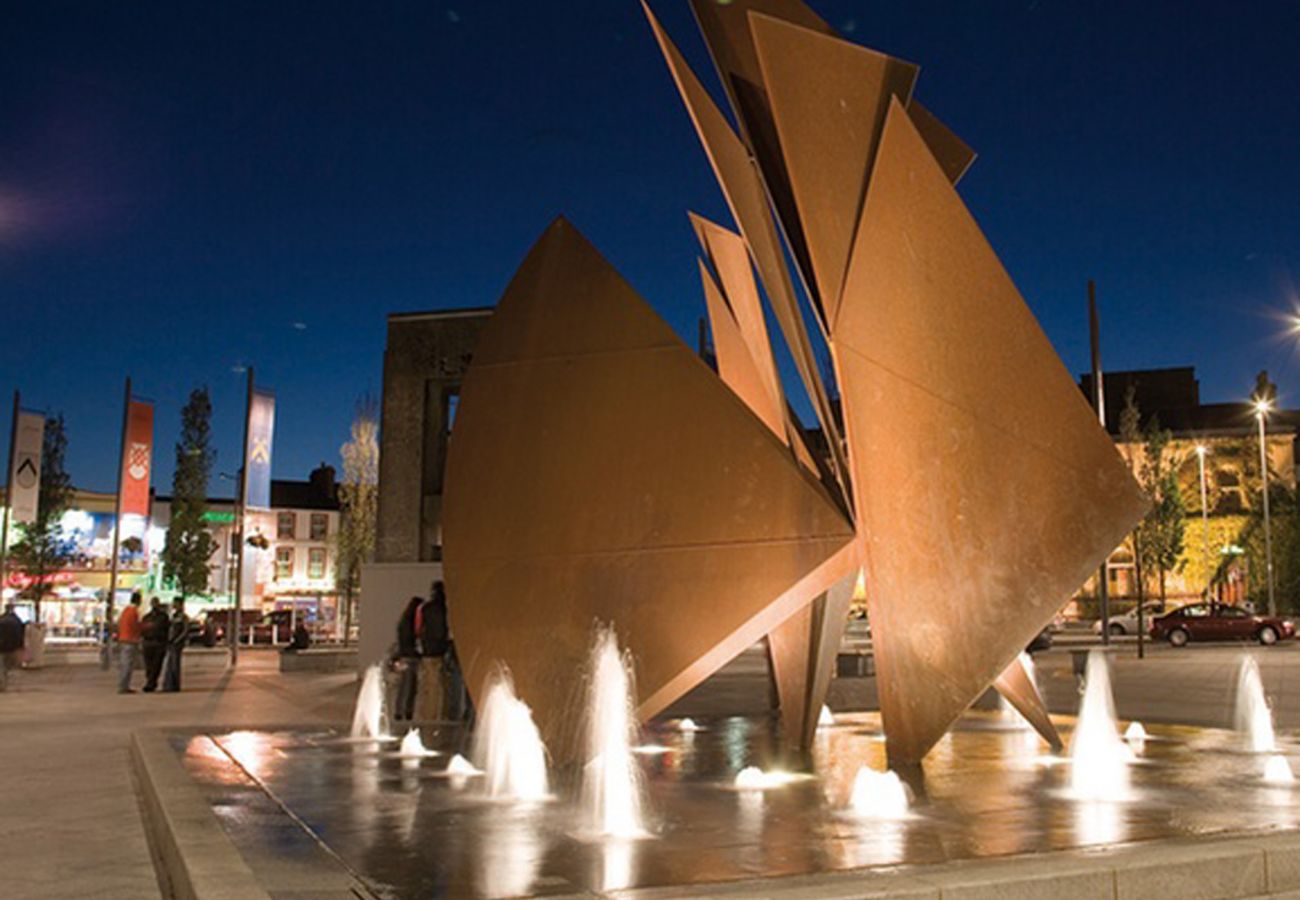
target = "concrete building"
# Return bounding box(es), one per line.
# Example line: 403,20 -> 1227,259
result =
361,307 -> 491,665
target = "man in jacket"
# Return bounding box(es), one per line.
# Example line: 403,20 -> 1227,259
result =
415,582 -> 451,720
161,598 -> 189,693
0,603 -> 26,691
116,592 -> 143,694
140,597 -> 170,693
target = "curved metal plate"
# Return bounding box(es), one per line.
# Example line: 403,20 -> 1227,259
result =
442,219 -> 855,757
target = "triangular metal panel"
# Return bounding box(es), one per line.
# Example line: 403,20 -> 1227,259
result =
644,2 -> 849,499
687,0 -> 836,320
442,218 -> 855,758
699,258 -> 786,439
993,654 -> 1063,750
908,100 -> 977,185
750,12 -> 919,331
833,101 -> 1147,764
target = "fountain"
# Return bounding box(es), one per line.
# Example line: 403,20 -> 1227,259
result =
677,718 -> 702,732
734,766 -> 805,790
848,766 -> 911,819
1264,755 -> 1296,785
580,627 -> 647,838
446,753 -> 479,776
1068,650 -> 1134,800
818,705 -> 835,727
471,667 -> 550,802
399,727 -> 435,758
1236,656 -> 1277,753
1124,722 -> 1148,743
350,664 -> 392,740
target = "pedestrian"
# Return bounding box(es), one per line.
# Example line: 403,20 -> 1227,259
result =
282,621 -> 311,653
116,592 -> 143,694
393,596 -> 422,721
161,598 -> 189,692
0,603 -> 26,692
140,597 -> 169,692
417,582 -> 450,721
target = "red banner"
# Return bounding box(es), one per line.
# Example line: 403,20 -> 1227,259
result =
120,400 -> 154,517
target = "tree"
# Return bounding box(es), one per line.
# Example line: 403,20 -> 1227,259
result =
336,396 -> 379,643
1119,387 -> 1187,605
9,416 -> 75,619
162,388 -> 216,599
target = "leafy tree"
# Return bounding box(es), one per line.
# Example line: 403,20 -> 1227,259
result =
1118,387 -> 1186,606
162,388 -> 216,599
336,396 -> 378,643
9,416 -> 75,618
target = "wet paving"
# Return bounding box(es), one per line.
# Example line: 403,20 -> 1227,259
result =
179,712 -> 1300,899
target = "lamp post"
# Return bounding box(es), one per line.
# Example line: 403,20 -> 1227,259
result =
1196,444 -> 1210,600
1255,400 -> 1276,616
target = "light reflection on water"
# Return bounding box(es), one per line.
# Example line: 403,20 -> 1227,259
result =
184,713 -> 1300,899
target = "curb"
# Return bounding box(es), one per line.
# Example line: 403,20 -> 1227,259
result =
130,730 -> 273,900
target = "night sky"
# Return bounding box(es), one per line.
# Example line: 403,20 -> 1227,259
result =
3,1 -> 1298,494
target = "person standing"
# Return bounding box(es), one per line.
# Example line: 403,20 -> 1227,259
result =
417,582 -> 450,721
393,596 -> 422,721
116,592 -> 143,694
161,598 -> 189,692
140,597 -> 170,693
0,603 -> 26,692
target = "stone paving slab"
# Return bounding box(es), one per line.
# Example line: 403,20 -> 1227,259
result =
0,652 -> 355,900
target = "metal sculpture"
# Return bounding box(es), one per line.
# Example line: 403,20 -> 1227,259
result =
442,0 -> 1146,765
441,218 -> 855,758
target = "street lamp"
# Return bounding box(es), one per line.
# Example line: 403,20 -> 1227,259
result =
1195,444 -> 1211,600
1254,399 -> 1276,616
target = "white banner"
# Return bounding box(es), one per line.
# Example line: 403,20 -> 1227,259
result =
8,411 -> 44,525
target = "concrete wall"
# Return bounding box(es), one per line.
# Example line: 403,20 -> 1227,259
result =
375,309 -> 490,565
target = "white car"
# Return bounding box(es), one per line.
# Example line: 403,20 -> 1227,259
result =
1091,602 -> 1169,637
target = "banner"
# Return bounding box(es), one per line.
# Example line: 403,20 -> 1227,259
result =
243,389 -> 275,510
8,411 -> 44,525
120,400 -> 154,517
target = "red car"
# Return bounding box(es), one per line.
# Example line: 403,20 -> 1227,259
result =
1150,603 -> 1295,647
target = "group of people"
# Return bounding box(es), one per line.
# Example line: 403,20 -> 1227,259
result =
115,591 -> 189,693
394,580 -> 466,722
0,603 -> 26,691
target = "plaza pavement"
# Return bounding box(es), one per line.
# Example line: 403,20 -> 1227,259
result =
0,650 -> 356,900
4,638 -> 1300,899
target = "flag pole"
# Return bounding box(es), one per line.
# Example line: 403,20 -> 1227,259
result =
231,367 -> 253,666
0,390 -> 19,601
106,377 -> 132,632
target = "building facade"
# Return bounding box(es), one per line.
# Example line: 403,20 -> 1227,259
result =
1,464 -> 342,639
1072,367 -> 1297,613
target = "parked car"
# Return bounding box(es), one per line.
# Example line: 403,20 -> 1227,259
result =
1150,603 -> 1296,647
1091,602 -> 1169,637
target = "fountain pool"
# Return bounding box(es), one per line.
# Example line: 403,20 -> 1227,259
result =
179,708 -> 1300,900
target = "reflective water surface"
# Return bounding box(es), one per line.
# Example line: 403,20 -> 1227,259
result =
181,712 -> 1300,899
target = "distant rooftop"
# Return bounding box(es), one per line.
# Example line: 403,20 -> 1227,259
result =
1078,367 -> 1297,437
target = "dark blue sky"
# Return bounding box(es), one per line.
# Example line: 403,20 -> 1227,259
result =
3,1 -> 1298,494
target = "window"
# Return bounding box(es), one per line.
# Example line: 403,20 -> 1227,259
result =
275,547 -> 293,580
277,512 -> 296,539
308,548 -> 326,580
1218,606 -> 1248,619
1182,605 -> 1209,618
310,513 -> 328,541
